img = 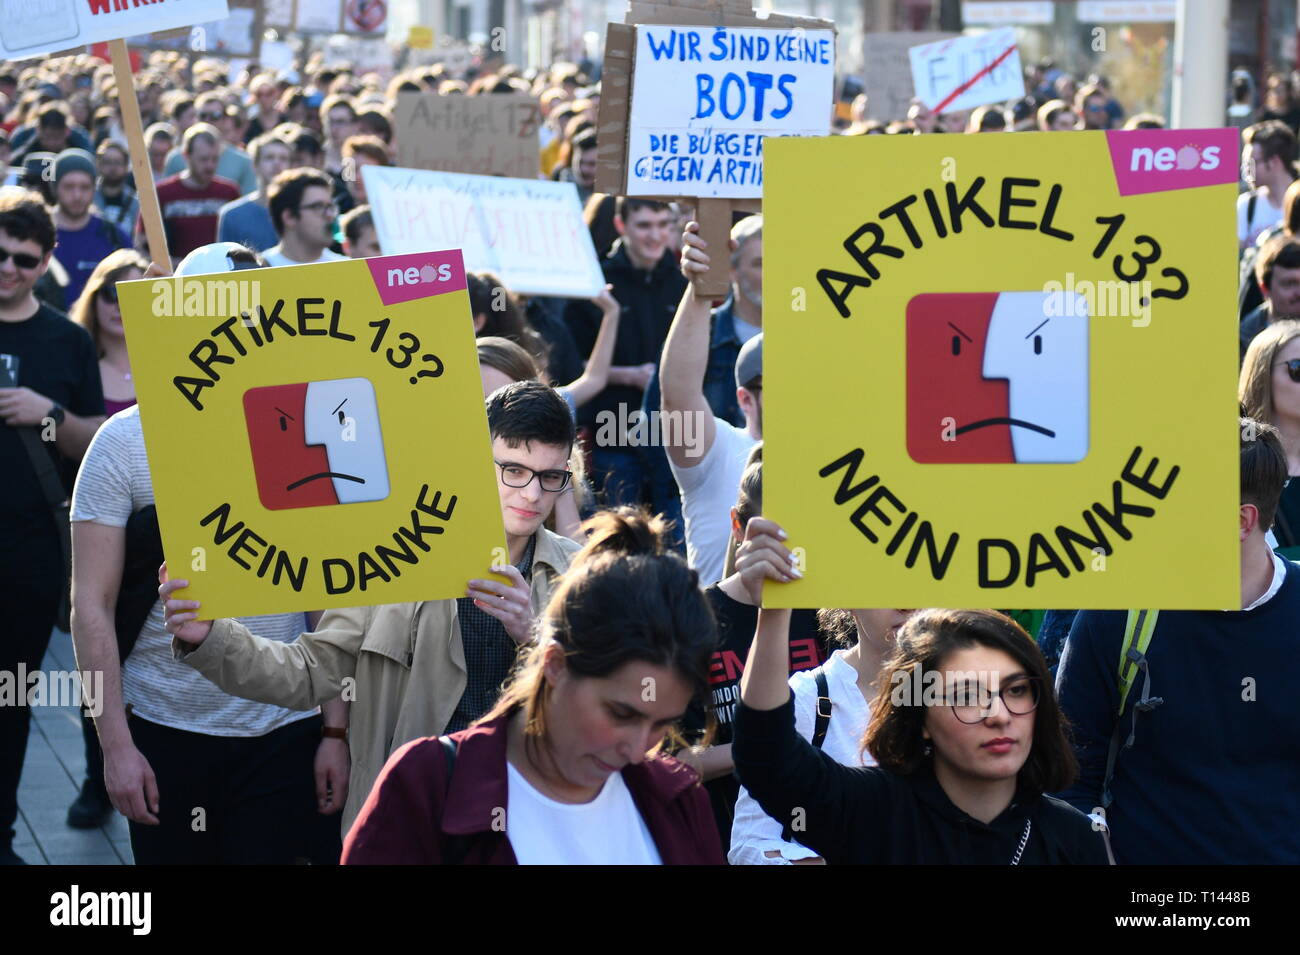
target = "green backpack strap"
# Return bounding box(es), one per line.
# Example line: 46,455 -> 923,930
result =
1101,609 -> 1160,810
1116,609 -> 1158,716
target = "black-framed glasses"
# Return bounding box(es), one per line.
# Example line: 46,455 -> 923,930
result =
97,284 -> 119,304
946,677 -> 1041,724
299,201 -> 338,216
0,248 -> 43,270
1275,358 -> 1300,383
494,460 -> 572,493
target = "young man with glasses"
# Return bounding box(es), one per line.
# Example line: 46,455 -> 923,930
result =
263,168 -> 347,268
0,192 -> 105,864
1056,421 -> 1300,864
160,381 -> 582,835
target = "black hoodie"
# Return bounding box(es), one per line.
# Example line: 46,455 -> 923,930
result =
733,697 -> 1109,864
563,239 -> 687,429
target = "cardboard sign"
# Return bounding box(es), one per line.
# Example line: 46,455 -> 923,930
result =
394,92 -> 542,180
908,27 -> 1026,115
0,0 -> 229,60
625,24 -> 835,199
363,165 -> 605,298
860,31 -> 958,122
763,129 -> 1241,609
118,253 -> 507,619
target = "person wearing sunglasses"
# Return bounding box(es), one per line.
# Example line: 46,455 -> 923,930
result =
731,517 -> 1108,865
263,168 -> 347,268
1241,319 -> 1300,558
0,190 -> 106,865
162,381 -> 585,838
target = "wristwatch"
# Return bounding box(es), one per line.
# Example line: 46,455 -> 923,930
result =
48,402 -> 65,425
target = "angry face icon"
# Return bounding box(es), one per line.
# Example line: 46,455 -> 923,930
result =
906,291 -> 1089,464
243,377 -> 391,510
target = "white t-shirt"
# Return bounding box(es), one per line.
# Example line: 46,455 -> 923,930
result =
728,648 -> 876,864
70,406 -> 316,737
505,763 -> 662,865
669,417 -> 758,586
262,246 -> 347,268
1238,188 -> 1285,245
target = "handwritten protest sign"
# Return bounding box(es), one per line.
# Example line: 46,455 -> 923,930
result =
860,31 -> 958,122
394,92 -> 542,180
119,253 -> 507,619
597,1 -> 835,297
908,27 -> 1025,115
0,0 -> 229,59
764,129 -> 1240,608
625,25 -> 835,199
363,165 -> 604,298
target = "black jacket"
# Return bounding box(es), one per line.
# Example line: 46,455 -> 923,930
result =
733,697 -> 1109,865
563,239 -> 687,428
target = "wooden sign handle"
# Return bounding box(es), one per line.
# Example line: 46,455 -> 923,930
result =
109,39 -> 171,273
692,198 -> 733,300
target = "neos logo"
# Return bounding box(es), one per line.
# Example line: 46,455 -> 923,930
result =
906,291 -> 1090,464
243,378 -> 390,511
386,262 -> 454,286
1128,143 -> 1221,173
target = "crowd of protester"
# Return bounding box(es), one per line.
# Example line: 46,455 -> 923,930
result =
1,41 -> 1297,867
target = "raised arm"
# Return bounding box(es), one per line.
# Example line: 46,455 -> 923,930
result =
561,284 -> 622,408
660,222 -> 718,469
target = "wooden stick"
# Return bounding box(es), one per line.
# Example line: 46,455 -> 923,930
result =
109,39 -> 171,273
693,197 -> 733,299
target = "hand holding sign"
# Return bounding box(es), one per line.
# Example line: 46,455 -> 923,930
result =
467,564 -> 534,646
734,518 -> 801,606
159,567 -> 212,647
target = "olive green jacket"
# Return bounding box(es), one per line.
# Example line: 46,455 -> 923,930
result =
175,528 -> 581,833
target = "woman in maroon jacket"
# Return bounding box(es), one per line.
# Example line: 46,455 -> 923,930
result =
342,508 -> 724,865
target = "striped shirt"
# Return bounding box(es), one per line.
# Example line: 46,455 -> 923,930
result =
71,406 -> 315,737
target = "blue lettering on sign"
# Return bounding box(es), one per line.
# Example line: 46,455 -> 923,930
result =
645,28 -> 702,61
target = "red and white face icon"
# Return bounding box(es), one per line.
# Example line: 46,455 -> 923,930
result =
243,377 -> 390,510
906,291 -> 1089,463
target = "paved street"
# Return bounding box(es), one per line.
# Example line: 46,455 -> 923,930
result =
13,628 -> 131,866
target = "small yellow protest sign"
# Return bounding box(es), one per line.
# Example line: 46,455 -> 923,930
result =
119,251 -> 506,619
764,129 -> 1241,609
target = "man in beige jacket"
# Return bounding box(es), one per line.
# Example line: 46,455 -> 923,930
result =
162,382 -> 582,832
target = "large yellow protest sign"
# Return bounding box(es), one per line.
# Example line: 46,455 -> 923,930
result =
119,252 -> 506,619
764,129 -> 1240,609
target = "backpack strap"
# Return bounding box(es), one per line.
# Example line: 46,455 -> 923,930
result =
1247,192 -> 1258,237
810,668 -> 832,750
1101,610 -> 1161,810
781,668 -> 834,844
436,736 -> 478,866
1116,610 -> 1158,716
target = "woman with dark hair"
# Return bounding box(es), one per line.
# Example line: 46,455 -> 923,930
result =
70,248 -> 147,417
341,509 -> 724,864
731,520 -> 1109,865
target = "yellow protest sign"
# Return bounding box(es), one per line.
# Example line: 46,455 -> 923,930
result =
764,129 -> 1240,609
119,252 -> 507,619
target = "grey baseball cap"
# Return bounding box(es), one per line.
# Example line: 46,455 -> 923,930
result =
735,332 -> 762,389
